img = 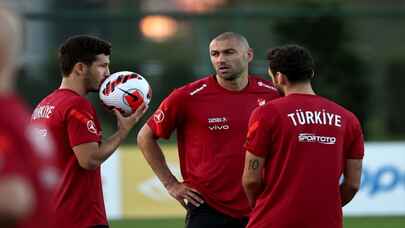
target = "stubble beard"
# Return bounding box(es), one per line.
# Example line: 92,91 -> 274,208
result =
84,71 -> 100,93
217,68 -> 243,82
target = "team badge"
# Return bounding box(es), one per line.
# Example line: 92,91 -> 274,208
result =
257,98 -> 266,106
87,120 -> 98,135
154,109 -> 165,123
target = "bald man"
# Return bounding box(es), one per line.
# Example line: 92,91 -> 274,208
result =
0,8 -> 59,228
137,32 -> 281,228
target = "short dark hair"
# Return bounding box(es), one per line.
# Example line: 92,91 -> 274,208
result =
267,44 -> 314,83
212,32 -> 250,49
58,35 -> 111,76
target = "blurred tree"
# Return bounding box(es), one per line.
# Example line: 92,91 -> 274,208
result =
384,59 -> 405,139
271,0 -> 370,137
17,58 -> 60,108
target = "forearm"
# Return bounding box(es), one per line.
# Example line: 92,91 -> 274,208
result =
340,182 -> 359,206
138,136 -> 178,188
90,105 -> 147,166
95,130 -> 126,164
243,181 -> 263,208
341,159 -> 362,206
242,151 -> 265,208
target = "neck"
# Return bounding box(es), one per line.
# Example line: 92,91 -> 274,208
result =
215,72 -> 249,91
59,74 -> 86,96
284,82 -> 315,96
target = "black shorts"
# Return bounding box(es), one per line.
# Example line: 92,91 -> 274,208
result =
185,203 -> 248,228
91,225 -> 109,228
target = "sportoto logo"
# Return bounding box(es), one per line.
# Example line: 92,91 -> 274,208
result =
298,133 -> 336,145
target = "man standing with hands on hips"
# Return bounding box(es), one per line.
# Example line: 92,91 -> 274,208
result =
138,32 -> 280,228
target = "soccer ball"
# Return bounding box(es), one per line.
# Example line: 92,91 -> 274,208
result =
99,71 -> 152,116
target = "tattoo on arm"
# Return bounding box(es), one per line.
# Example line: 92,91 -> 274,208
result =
248,159 -> 259,170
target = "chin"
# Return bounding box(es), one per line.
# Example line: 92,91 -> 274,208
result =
218,73 -> 238,81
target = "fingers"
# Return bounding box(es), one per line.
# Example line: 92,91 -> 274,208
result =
188,187 -> 201,195
184,190 -> 203,207
113,108 -> 124,118
186,187 -> 204,204
135,103 -> 148,116
128,103 -> 148,120
168,183 -> 204,208
177,198 -> 187,209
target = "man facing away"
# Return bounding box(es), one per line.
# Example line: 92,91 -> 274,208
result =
0,7 -> 59,228
31,35 -> 147,228
242,44 -> 364,228
137,32 -> 280,228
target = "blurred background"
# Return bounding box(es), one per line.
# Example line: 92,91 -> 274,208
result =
3,0 -> 405,227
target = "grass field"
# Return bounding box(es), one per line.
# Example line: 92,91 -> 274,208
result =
110,217 -> 405,228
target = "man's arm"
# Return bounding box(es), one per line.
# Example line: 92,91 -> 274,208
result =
74,105 -> 147,170
340,159 -> 362,206
137,124 -> 203,208
242,151 -> 265,208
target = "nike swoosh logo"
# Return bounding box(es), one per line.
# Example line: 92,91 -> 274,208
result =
118,88 -> 138,100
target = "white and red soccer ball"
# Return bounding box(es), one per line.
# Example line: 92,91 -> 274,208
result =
99,71 -> 152,116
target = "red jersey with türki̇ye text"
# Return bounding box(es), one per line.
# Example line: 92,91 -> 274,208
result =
244,94 -> 364,228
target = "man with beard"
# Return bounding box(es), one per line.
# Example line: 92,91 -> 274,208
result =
137,32 -> 280,228
31,35 -> 147,228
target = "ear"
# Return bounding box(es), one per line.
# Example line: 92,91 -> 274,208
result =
72,62 -> 88,76
276,72 -> 288,86
247,48 -> 254,63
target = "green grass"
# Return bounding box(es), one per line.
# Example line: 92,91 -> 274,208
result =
110,217 -> 405,228
344,216 -> 405,228
110,218 -> 184,228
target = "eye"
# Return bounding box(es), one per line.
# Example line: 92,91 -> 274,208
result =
225,49 -> 236,55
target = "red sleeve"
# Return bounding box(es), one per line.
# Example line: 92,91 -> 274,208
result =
345,114 -> 364,159
66,100 -> 101,147
147,89 -> 185,139
244,106 -> 272,157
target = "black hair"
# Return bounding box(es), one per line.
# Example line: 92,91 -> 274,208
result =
267,44 -> 314,83
58,35 -> 111,76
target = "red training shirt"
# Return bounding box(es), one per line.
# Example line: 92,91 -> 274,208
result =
31,89 -> 107,227
244,94 -> 364,228
147,75 -> 280,218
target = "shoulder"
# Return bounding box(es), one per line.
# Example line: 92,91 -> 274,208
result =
179,76 -> 211,96
253,102 -> 280,118
49,90 -> 96,116
166,76 -> 211,100
56,90 -> 95,111
249,75 -> 279,94
70,95 -> 94,110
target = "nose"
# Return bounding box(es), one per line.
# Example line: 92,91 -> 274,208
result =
216,53 -> 226,64
106,68 -> 110,76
